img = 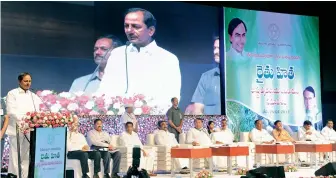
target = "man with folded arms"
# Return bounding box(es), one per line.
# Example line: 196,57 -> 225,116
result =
67,117 -> 101,178
272,120 -> 295,142
321,120 -> 336,141
250,119 -> 275,144
121,104 -> 138,132
154,121 -> 189,173
119,122 -> 155,173
87,119 -> 121,178
298,120 -> 324,141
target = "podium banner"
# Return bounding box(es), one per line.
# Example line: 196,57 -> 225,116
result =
224,7 -> 322,132
30,127 -> 67,178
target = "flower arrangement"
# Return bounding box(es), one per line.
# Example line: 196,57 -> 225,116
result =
20,111 -> 75,134
36,90 -> 158,115
235,168 -> 248,175
195,169 -> 213,178
284,165 -> 298,172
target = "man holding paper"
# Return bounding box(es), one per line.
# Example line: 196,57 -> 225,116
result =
87,119 -> 121,178
67,117 -> 101,178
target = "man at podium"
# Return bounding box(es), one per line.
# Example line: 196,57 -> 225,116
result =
6,72 -> 42,177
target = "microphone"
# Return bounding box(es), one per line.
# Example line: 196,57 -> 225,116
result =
83,47 -> 113,92
125,41 -> 130,94
30,88 -> 52,113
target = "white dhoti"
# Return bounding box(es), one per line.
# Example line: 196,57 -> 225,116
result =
173,158 -> 189,169
8,132 -> 30,177
140,151 -> 155,172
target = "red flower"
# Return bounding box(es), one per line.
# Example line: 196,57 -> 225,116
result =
26,112 -> 31,116
35,124 -> 40,128
141,106 -> 151,115
136,94 -> 145,100
46,121 -> 51,125
51,121 -> 56,125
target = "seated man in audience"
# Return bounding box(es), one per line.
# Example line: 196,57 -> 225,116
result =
250,119 -> 275,144
154,120 -> 189,173
321,120 -> 336,141
67,117 -> 101,178
272,120 -> 295,142
210,117 -> 234,170
87,119 -> 121,178
298,120 -> 324,141
186,118 -> 212,146
119,122 -> 155,173
211,117 -> 234,144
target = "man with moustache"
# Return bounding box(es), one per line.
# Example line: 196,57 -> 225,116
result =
69,35 -> 122,94
6,72 -> 42,177
87,119 -> 121,178
185,36 -> 221,115
98,8 -> 181,113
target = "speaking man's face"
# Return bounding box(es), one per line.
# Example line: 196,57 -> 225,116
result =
214,39 -> 220,63
303,90 -> 316,111
229,23 -> 246,53
19,75 -> 32,91
124,11 -> 155,47
93,38 -> 112,68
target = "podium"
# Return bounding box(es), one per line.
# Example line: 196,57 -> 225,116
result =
26,127 -> 67,178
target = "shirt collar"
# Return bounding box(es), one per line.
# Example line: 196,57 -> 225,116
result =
88,70 -> 100,82
17,87 -> 28,94
214,66 -> 220,76
128,40 -> 158,55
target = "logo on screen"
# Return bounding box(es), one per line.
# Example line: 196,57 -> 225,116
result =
268,24 -> 280,41
47,134 -> 55,145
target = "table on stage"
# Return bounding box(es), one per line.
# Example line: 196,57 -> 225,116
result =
255,144 -> 295,166
295,143 -> 332,168
171,147 -> 212,178
211,145 -> 249,175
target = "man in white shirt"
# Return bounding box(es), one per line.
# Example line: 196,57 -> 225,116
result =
98,8 -> 181,113
210,117 -> 234,169
298,120 -> 324,141
69,35 -> 123,95
226,18 -> 247,59
154,121 -> 189,173
119,122 -> 154,172
321,120 -> 336,141
121,104 -> 138,132
186,118 -> 212,146
6,72 -> 42,177
87,119 -> 121,178
67,117 -> 101,178
211,117 -> 234,144
250,119 -> 275,144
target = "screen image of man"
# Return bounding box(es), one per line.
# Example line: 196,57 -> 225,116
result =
6,72 -> 42,177
303,86 -> 322,130
69,35 -> 123,94
226,18 -> 247,59
98,8 -> 181,113
185,36 -> 221,115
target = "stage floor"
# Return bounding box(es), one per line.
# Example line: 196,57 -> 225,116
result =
153,168 -> 316,178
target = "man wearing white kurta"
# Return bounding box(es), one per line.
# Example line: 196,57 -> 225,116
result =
321,120 -> 336,141
298,120 -> 324,141
250,120 -> 275,144
98,8 -> 181,114
67,117 -> 101,178
6,72 -> 42,177
120,122 -> 154,172
154,121 -> 189,172
210,118 -> 234,169
250,119 -> 275,165
121,104 -> 138,132
186,118 -> 212,146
